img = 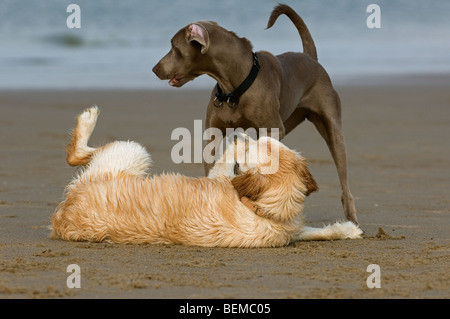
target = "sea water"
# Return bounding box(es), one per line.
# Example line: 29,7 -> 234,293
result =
0,0 -> 449,89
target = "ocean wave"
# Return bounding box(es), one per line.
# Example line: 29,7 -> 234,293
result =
45,34 -> 85,48
42,33 -> 142,49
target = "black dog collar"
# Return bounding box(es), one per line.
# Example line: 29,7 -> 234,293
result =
214,52 -> 260,108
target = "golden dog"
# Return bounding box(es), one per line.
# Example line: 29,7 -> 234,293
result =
50,107 -> 362,247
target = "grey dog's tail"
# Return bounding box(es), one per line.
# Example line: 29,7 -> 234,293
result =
266,3 -> 318,61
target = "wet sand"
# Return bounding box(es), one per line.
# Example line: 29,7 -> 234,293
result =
0,78 -> 449,298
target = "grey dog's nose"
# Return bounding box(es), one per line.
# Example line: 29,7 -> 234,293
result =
152,64 -> 159,75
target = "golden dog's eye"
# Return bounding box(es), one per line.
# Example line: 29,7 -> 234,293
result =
233,162 -> 240,175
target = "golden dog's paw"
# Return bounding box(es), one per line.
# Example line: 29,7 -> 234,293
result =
79,105 -> 99,124
241,197 -> 266,217
77,105 -> 100,134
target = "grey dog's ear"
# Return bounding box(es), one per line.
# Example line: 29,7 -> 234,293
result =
187,23 -> 210,54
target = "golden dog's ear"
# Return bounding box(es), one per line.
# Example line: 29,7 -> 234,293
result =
297,160 -> 318,196
231,169 -> 266,201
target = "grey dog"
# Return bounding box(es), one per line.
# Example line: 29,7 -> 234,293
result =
153,4 -> 358,225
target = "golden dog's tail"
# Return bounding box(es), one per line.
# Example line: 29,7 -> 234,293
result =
266,3 -> 318,61
297,221 -> 363,241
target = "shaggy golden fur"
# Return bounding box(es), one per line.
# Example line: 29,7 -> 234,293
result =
50,106 -> 362,247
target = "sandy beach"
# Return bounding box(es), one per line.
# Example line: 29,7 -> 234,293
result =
0,77 -> 449,299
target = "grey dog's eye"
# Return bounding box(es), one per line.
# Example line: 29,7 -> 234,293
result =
233,162 -> 240,175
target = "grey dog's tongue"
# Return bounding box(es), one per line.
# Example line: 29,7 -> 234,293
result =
169,77 -> 179,86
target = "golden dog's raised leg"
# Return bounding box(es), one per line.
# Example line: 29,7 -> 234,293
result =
66,106 -> 99,166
